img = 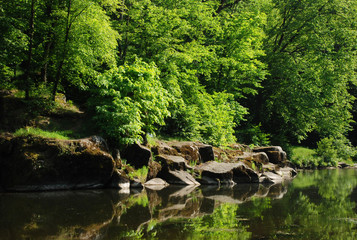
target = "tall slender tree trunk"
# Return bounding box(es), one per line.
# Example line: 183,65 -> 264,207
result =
24,0 -> 36,100
52,0 -> 72,101
41,1 -> 54,84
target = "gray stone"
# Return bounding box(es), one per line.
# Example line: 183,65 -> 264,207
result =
145,178 -> 169,186
159,170 -> 200,185
253,146 -> 287,165
156,154 -> 189,171
259,172 -> 283,184
196,162 -> 259,184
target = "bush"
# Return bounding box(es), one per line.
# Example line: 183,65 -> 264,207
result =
235,123 -> 270,146
315,136 -> 356,166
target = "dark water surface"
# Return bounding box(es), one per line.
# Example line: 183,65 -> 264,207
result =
0,169 -> 356,239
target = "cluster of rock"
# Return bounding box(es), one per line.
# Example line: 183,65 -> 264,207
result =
0,133 -> 297,192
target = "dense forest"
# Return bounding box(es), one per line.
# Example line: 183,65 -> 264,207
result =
1,0 -> 356,167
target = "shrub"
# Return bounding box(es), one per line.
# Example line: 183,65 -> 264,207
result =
90,60 -> 170,146
315,136 -> 356,166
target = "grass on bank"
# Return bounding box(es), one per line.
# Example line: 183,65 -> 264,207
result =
291,146 -> 321,168
14,127 -> 71,140
291,145 -> 356,168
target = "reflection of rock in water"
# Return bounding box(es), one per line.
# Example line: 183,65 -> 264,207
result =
0,182 -> 292,239
267,183 -> 288,199
233,183 -> 259,201
0,190 -> 130,240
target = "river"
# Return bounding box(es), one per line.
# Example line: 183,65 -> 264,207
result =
0,169 -> 356,239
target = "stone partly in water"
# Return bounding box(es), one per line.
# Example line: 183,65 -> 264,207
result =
107,169 -> 130,190
196,162 -> 259,185
0,134 -> 115,191
160,170 -> 200,185
147,154 -> 200,185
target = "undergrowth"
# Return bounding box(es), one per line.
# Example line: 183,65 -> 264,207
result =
14,127 -> 70,140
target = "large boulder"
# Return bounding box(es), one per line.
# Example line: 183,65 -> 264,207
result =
196,162 -> 259,185
147,155 -> 199,185
121,143 -> 152,169
0,134 -> 115,191
156,154 -> 190,171
198,144 -> 215,163
253,146 -> 287,165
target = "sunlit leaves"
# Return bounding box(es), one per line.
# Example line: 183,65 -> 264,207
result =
92,60 -> 170,145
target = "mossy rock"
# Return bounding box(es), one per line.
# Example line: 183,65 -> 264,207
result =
0,134 -> 115,191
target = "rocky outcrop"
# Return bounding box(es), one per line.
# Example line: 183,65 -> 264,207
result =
259,166 -> 297,184
0,134 -> 115,191
198,144 -> 215,162
0,132 -> 296,192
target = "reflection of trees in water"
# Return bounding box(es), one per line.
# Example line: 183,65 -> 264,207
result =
0,170 -> 355,240
0,181 -> 287,239
240,169 -> 357,240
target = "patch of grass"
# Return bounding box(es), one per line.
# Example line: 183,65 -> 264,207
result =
290,146 -> 319,168
14,127 -> 70,140
127,165 -> 148,183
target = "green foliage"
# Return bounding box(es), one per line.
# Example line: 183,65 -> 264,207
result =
315,136 -> 357,166
236,123 -> 270,146
291,137 -> 357,168
185,203 -> 251,240
14,127 -> 70,140
113,0 -> 266,146
127,166 -> 149,183
91,60 -> 170,145
1,0 -> 357,165
256,0 -> 357,145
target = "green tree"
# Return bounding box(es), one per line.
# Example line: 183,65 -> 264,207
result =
255,0 -> 357,145
112,0 -> 267,145
91,60 -> 170,145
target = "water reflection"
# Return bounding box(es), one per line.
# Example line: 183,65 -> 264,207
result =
0,169 -> 356,239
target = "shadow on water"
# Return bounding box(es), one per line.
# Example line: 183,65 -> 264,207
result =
0,169 -> 356,239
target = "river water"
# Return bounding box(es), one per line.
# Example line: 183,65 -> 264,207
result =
0,169 -> 356,240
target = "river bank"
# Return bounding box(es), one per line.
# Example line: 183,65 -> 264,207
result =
0,133 -> 298,192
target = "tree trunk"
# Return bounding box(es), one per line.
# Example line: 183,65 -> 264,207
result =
52,0 -> 72,101
24,0 -> 36,100
41,1 -> 54,83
